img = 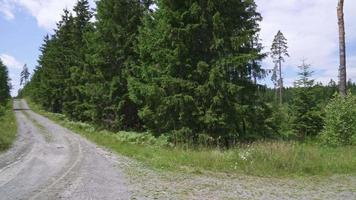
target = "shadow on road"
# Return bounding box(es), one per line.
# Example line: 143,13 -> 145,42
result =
13,108 -> 31,111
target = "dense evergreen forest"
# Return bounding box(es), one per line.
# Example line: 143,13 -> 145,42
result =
20,0 -> 356,147
0,60 -> 11,111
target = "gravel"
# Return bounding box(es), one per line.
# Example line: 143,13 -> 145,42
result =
0,99 -> 355,200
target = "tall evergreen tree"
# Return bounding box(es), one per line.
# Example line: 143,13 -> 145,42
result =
0,60 -> 11,105
62,0 -> 93,120
20,64 -> 30,86
291,61 -> 323,138
84,0 -> 148,129
129,0 -> 270,144
37,9 -> 76,113
271,30 -> 289,104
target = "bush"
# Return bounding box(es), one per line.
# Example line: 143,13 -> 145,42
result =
271,104 -> 294,139
113,131 -> 171,147
0,103 -> 17,152
0,105 -> 5,117
321,93 -> 356,146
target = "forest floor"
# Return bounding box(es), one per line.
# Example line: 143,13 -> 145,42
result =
0,99 -> 349,199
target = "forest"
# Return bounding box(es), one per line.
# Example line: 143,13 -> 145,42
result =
0,60 -> 11,108
17,0 -> 356,148
0,59 -> 16,151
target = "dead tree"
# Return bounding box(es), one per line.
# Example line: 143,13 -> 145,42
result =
337,0 -> 347,96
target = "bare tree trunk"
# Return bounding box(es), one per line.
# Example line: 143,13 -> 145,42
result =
337,0 -> 347,96
279,60 -> 283,104
275,84 -> 278,103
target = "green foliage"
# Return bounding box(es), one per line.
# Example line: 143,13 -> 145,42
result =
291,62 -> 323,138
270,30 -> 289,104
27,99 -> 356,176
20,0 -> 356,149
321,93 -> 356,146
129,0 -> 271,143
271,31 -> 289,63
80,0 -> 146,130
28,96 -> 356,176
270,104 -> 294,139
0,102 -> 17,152
0,60 -> 11,106
62,0 -> 93,121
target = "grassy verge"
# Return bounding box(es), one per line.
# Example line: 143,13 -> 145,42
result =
26,99 -> 356,177
0,102 -> 17,152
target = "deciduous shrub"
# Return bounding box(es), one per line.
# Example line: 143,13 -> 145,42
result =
321,93 -> 356,146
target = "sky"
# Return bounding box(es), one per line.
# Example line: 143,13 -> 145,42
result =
0,0 -> 356,96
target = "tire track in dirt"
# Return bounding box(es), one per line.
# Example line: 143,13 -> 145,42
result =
16,100 -> 132,200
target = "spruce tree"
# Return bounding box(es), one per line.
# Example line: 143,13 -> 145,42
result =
0,60 -> 11,105
129,0 -> 269,144
63,0 -> 93,120
84,0 -> 148,129
28,35 -> 55,108
38,9 -> 76,113
291,61 -> 323,138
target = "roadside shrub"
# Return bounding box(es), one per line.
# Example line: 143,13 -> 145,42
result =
0,105 -> 5,117
0,103 -> 17,152
320,93 -> 356,146
113,131 -> 171,147
271,104 -> 294,139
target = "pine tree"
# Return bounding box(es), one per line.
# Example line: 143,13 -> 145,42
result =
20,64 -> 30,86
271,30 -> 289,104
291,61 -> 323,138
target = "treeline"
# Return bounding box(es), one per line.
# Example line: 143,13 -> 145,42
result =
21,0 -> 272,145
21,0 -> 355,146
0,60 -> 11,112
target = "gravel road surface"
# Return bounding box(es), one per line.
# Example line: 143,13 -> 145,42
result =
0,99 -> 355,200
0,100 -> 131,199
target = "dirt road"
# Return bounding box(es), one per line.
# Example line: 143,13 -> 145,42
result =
0,99 -> 355,200
0,100 -> 131,199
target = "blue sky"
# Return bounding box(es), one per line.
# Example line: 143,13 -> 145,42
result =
1,0 -> 356,96
0,9 -> 45,95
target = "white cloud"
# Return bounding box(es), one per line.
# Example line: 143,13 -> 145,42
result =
14,0 -> 78,31
0,0 -> 95,31
0,0 -> 15,20
255,0 -> 356,85
0,54 -> 23,96
1,0 -> 356,88
0,54 -> 23,70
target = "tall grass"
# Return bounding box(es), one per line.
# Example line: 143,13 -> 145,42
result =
0,102 -> 17,152
27,98 -> 356,177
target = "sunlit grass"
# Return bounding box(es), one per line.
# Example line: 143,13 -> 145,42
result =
0,102 -> 17,152
27,98 -> 356,177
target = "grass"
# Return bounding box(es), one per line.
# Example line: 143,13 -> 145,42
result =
26,98 -> 356,177
0,102 -> 17,152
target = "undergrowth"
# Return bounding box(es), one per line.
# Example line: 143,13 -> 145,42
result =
0,102 -> 17,152
26,98 -> 356,177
